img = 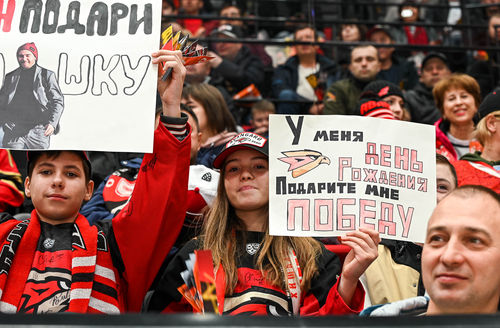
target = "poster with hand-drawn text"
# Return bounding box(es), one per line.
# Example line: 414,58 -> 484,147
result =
269,115 -> 436,243
0,0 -> 160,151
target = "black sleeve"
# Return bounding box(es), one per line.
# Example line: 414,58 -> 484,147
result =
214,56 -> 265,92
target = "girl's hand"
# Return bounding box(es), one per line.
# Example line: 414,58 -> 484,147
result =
337,228 -> 380,307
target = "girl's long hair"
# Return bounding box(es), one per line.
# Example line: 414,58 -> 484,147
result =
202,160 -> 323,295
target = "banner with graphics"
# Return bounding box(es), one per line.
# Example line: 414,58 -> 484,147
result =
0,0 -> 160,151
269,115 -> 436,243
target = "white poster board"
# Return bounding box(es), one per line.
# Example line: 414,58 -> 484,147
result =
269,115 -> 436,243
0,0 -> 160,151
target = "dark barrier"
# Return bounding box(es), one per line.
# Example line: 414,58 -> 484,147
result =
1,313 -> 500,327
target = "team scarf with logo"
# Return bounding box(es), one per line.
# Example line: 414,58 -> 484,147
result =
0,211 -> 121,314
214,247 -> 303,316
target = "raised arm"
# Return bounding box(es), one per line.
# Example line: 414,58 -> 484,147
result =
110,50 -> 191,312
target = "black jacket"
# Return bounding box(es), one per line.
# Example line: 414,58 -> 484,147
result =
404,81 -> 441,125
377,56 -> 419,91
466,58 -> 500,101
211,45 -> 265,96
271,55 -> 337,98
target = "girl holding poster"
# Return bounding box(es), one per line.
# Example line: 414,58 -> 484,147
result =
148,132 -> 380,316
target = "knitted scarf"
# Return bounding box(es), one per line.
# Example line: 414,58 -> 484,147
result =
0,211 -> 121,314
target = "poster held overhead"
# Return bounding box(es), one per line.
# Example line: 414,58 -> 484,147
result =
269,115 -> 436,243
0,0 -> 162,152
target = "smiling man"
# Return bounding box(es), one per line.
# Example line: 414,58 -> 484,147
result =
0,43 -> 64,149
423,185 -> 500,314
362,185 -> 500,316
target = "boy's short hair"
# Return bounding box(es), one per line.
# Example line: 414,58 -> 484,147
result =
27,151 -> 92,184
180,102 -> 200,133
251,100 -> 276,116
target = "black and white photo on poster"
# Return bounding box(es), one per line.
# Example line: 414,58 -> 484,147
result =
0,0 -> 160,151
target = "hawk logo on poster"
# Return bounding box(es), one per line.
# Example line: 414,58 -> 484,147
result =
278,150 -> 330,178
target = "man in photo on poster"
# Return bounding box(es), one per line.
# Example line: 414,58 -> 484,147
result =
0,42 -> 64,150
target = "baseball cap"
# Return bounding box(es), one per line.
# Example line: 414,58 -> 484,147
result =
210,24 -> 244,39
421,52 -> 448,70
213,132 -> 268,169
477,89 -> 500,120
366,25 -> 393,40
27,150 -> 92,178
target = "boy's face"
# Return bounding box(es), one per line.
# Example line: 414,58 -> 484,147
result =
25,152 -> 94,225
251,111 -> 271,129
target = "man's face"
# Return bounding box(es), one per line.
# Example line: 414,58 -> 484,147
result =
18,50 -> 36,70
295,27 -> 317,57
422,194 -> 500,314
181,0 -> 202,14
25,152 -> 94,225
489,17 -> 500,42
420,57 -> 451,88
349,46 -> 380,82
162,0 -> 175,16
214,34 -> 242,60
369,31 -> 395,62
401,5 -> 419,22
220,6 -> 243,27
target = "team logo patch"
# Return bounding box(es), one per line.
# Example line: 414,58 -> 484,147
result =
278,150 -> 330,178
326,92 -> 336,102
227,132 -> 266,149
246,243 -> 260,255
201,172 -> 212,182
378,86 -> 389,97
43,238 -> 55,249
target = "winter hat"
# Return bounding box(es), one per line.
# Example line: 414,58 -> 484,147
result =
213,132 -> 268,169
360,80 -> 404,101
17,42 -> 38,59
355,98 -> 396,120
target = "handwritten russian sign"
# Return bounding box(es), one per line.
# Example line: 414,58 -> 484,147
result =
269,115 -> 436,243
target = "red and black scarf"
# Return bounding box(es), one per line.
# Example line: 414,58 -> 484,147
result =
0,211 -> 122,314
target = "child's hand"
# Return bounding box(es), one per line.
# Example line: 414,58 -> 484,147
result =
152,50 -> 186,117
